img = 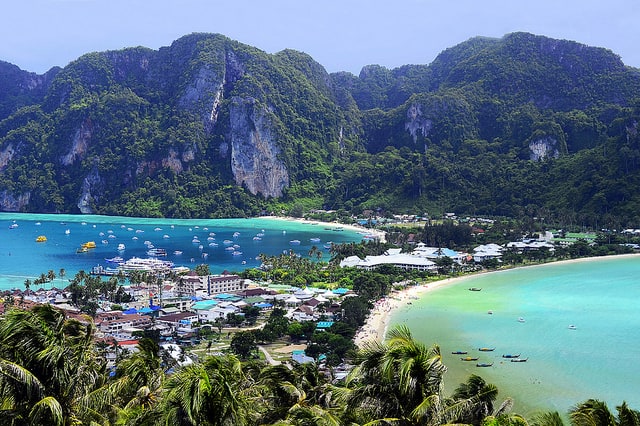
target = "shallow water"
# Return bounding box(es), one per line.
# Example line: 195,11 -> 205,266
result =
0,213 -> 362,289
389,256 -> 640,417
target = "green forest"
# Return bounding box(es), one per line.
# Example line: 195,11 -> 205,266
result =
1,32 -> 640,227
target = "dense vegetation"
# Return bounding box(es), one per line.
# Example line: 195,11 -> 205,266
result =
0,304 -> 637,425
1,32 -> 640,227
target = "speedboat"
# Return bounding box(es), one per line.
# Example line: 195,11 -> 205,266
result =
568,325 -> 577,330
518,317 -> 525,323
451,350 -> 468,355
511,358 -> 528,363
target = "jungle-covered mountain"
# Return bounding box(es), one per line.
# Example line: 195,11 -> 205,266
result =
1,32 -> 640,226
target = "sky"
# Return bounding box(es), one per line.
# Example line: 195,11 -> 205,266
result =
2,0 -> 639,75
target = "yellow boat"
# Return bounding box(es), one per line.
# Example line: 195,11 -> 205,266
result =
35,235 -> 47,242
82,241 -> 96,249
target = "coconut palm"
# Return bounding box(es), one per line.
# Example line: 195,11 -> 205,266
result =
158,354 -> 255,425
338,325 -> 450,425
450,374 -> 500,424
569,399 -> 616,426
0,304 -> 113,425
258,362 -> 333,424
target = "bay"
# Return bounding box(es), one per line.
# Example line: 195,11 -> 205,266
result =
0,212 -> 363,290
389,255 -> 640,417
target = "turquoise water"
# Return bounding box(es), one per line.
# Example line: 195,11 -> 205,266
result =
389,256 -> 640,417
0,213 -> 363,290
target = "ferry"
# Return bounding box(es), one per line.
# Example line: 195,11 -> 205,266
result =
118,257 -> 174,272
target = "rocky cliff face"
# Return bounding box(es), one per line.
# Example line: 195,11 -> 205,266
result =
229,97 -> 289,198
0,190 -> 30,212
529,137 -> 561,161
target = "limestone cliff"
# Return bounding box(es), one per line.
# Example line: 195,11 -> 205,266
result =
0,191 -> 30,212
529,137 -> 561,161
229,97 -> 289,198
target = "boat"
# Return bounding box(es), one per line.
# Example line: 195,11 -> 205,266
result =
146,248 -> 168,257
35,235 -> 47,242
173,250 -> 183,255
511,358 -> 528,363
310,237 -> 321,243
469,287 -> 482,291
502,354 -> 520,358
568,325 -> 577,330
65,229 -> 70,235
118,257 -> 174,272
105,256 -> 124,264
518,317 -> 526,323
81,241 -> 96,249
117,243 -> 126,251
76,247 -> 89,253
461,357 -> 479,361
487,310 -> 493,314
290,239 -> 301,245
451,350 -> 468,355
476,362 -> 494,367
478,347 -> 495,352
8,223 -> 18,229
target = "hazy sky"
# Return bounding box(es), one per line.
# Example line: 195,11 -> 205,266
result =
2,0 -> 639,75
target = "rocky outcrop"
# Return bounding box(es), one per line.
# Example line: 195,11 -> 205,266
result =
0,190 -> 30,212
529,137 -> 561,161
61,119 -> 93,166
77,166 -> 102,214
405,103 -> 433,144
0,143 -> 16,171
229,97 -> 289,198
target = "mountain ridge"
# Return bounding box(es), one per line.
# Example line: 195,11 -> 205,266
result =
0,32 -> 639,227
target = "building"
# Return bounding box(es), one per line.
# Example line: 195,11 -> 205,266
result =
175,272 -> 248,296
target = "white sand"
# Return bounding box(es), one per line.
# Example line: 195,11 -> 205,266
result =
259,215 -> 387,243
353,254 -> 640,347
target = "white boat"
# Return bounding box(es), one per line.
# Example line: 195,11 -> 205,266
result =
119,257 -> 174,272
65,229 -> 70,235
147,248 -> 168,257
290,240 -> 301,245
310,237 -> 321,243
568,325 -> 577,330
117,244 -> 126,251
518,317 -> 525,323
163,234 -> 170,239
173,250 -> 183,255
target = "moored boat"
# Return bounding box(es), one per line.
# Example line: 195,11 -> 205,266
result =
476,362 -> 494,367
511,358 -> 528,363
502,354 -> 520,358
461,356 -> 479,361
452,350 -> 468,355
469,287 -> 482,291
478,347 -> 495,352
35,235 -> 47,242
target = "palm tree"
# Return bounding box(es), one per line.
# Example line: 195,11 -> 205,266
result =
338,325 -> 449,425
570,399 -> 616,426
258,363 -> 332,424
450,374 -> 500,424
0,304 -> 113,425
158,354 -> 256,425
58,268 -> 66,288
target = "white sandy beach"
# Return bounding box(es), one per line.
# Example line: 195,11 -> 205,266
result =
353,253 -> 640,347
260,215 -> 387,243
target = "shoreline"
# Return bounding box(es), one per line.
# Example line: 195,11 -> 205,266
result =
259,215 -> 387,243
353,253 -> 640,347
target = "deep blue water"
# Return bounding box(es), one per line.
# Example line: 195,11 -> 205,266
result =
0,213 -> 363,289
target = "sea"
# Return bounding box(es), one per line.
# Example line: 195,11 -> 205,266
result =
0,212 -> 364,289
389,255 -> 640,418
